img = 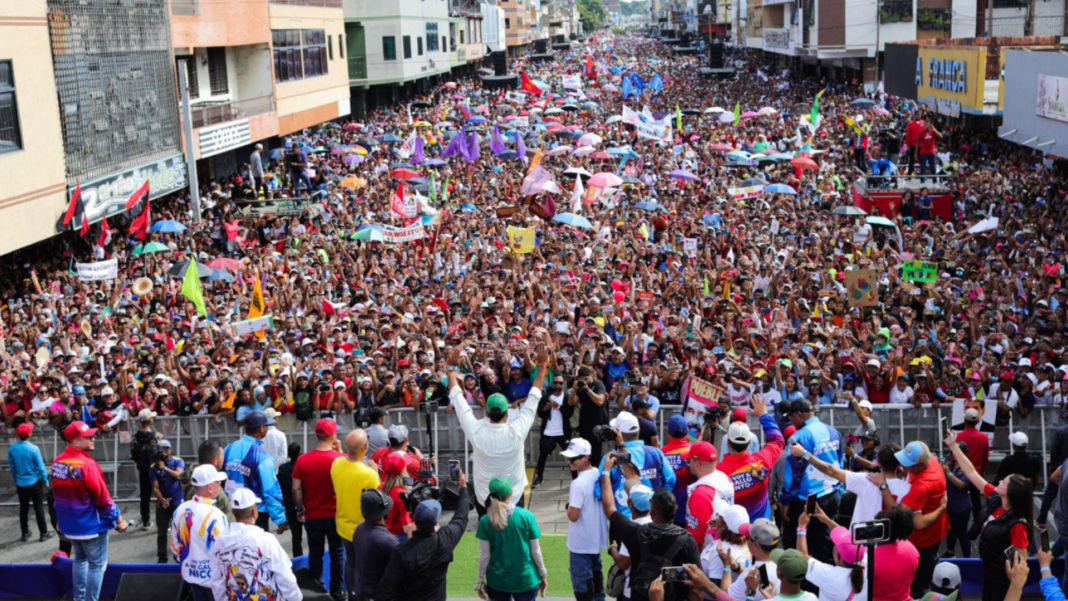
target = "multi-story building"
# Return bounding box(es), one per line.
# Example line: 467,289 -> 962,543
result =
345,0 -> 453,116
482,0 -> 509,58
449,0 -> 486,77
502,0 -> 533,55
0,0 -> 68,256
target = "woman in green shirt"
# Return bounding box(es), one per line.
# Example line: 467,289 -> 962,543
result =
476,477 -> 548,600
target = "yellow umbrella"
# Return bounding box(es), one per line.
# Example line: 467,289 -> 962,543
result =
341,177 -> 367,190
413,121 -> 432,127
354,146 -> 368,155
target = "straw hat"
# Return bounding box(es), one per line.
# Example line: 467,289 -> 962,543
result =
132,277 -> 153,297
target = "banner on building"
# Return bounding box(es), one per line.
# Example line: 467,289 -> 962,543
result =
1037,74 -> 1068,123
384,223 -> 426,243
76,259 -> 119,282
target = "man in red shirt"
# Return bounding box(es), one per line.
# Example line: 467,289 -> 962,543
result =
905,110 -> 926,175
369,424 -> 430,483
292,419 -> 345,598
894,441 -> 949,599
955,408 -> 990,522
917,122 -> 943,177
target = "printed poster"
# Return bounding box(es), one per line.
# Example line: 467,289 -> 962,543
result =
844,269 -> 879,307
384,223 -> 425,243
901,260 -> 937,283
728,185 -> 765,200
507,226 -> 536,254
682,376 -> 725,434
950,397 -> 997,443
683,238 -> 698,255
76,259 -> 118,282
1037,74 -> 1068,123
231,315 -> 275,337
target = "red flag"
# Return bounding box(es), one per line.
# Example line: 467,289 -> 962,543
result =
322,298 -> 337,315
97,217 -> 111,248
62,181 -> 82,228
585,55 -> 597,79
125,180 -> 150,211
431,298 -> 449,313
520,71 -> 543,95
391,182 -> 408,217
79,211 -> 90,236
129,195 -> 151,241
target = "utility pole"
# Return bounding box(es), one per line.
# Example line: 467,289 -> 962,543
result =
176,56 -> 202,225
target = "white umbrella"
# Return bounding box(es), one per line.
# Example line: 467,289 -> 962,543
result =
564,167 -> 593,177
577,133 -> 603,147
545,107 -> 564,115
718,112 -> 735,123
548,146 -> 574,156
606,115 -> 624,124
704,107 -> 726,114
573,146 -> 596,157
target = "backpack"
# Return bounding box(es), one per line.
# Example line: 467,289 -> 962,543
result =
630,530 -> 688,601
293,390 -> 313,421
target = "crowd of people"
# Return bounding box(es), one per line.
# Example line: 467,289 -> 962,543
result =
4,27 -> 1068,601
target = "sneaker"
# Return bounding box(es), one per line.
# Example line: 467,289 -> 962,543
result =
141,521 -> 153,530
40,531 -> 56,542
531,475 -> 544,489
20,533 -> 32,543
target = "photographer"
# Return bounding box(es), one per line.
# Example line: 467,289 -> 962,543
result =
534,376 -> 573,488
871,507 -> 919,601
375,468 -> 470,601
617,375 -> 661,417
150,439 -> 185,563
595,412 -> 675,520
131,408 -> 160,529
570,366 -> 609,468
380,454 -> 416,541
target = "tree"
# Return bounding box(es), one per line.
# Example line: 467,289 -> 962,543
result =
578,0 -> 607,31
620,0 -> 649,16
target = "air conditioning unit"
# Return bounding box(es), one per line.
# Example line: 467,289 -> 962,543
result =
429,59 -> 436,68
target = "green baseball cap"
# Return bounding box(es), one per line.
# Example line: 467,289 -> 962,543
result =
770,548 -> 808,583
487,393 -> 508,415
489,477 -> 513,499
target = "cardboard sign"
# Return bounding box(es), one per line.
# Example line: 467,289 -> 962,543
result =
844,269 -> 879,307
231,315 -> 275,337
562,74 -> 583,90
76,259 -> 119,282
496,205 -> 523,219
902,260 -> 937,283
683,238 -> 698,255
384,223 -> 425,243
728,185 -> 765,200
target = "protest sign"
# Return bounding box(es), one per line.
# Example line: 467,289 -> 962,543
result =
514,116 -> 530,129
384,223 -> 425,243
505,91 -> 528,104
901,260 -> 937,283
728,185 -> 765,200
634,119 -> 671,142
496,205 -> 522,219
844,269 -> 879,307
507,226 -> 536,254
683,238 -> 698,255
231,315 -> 275,338
76,259 -> 118,282
562,74 -> 582,90
683,377 -> 726,433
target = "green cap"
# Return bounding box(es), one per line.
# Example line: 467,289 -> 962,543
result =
770,548 -> 809,583
487,393 -> 508,414
877,327 -> 891,341
489,477 -> 513,499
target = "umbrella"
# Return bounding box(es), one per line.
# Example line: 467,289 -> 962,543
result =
341,176 -> 367,189
451,93 -> 465,99
391,168 -> 421,180
589,172 -> 623,187
723,160 -> 754,168
342,155 -> 361,165
764,183 -> 798,195
704,107 -> 726,113
867,216 -> 896,227
591,151 -> 613,160
132,242 -> 168,255
872,107 -> 891,116
718,112 -> 735,123
151,220 -> 186,233
790,156 -> 818,171
353,225 -> 385,242
621,175 -> 642,184
573,146 -> 596,157
167,261 -> 213,279
561,104 -> 580,112
739,177 -> 768,187
466,116 -> 488,124
377,134 -> 402,143
606,147 -> 635,156
635,202 -> 663,212
549,146 -> 574,156
267,148 -> 285,160
545,107 -> 564,115
321,122 -> 340,130
208,269 -> 235,283
741,111 -> 760,119
392,162 -> 414,169
667,169 -> 699,182
564,167 -> 593,177
769,153 -> 795,161
727,150 -> 753,160
581,101 -> 600,109
498,150 -> 518,160
709,143 -> 736,151
831,206 -> 868,216
852,98 -> 877,108
411,100 -> 433,108
552,213 -> 593,229
604,84 -> 619,92
408,177 -> 430,186
357,137 -> 380,147
606,115 -> 624,124
577,133 -> 603,147
343,123 -> 362,131
434,121 -> 453,129
207,258 -> 245,271
412,121 -> 431,127
758,107 -> 779,115
443,82 -> 457,89
681,108 -> 701,115
423,158 -> 447,167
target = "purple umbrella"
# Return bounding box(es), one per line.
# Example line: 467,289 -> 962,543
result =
343,155 -> 361,165
667,169 -> 698,181
652,111 -> 667,120
718,112 -> 735,123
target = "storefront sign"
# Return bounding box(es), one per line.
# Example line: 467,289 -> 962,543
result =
763,28 -> 795,55
60,154 -> 188,231
198,119 -> 251,159
913,46 -> 986,116
920,97 -> 961,118
1037,74 -> 1068,123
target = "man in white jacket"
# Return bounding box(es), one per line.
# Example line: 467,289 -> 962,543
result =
211,488 -> 303,601
448,346 -> 549,516
171,465 -> 229,601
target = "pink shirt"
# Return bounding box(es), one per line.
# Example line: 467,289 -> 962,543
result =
873,540 -> 919,601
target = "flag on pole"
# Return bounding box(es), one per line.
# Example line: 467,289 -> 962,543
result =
585,55 -> 597,78
676,104 -> 682,132
97,217 -> 111,249
528,148 -> 543,174
733,101 -> 741,127
515,130 -> 526,161
181,261 -> 207,316
570,174 -> 585,212
621,75 -> 634,98
129,195 -> 151,241
248,274 -> 267,340
520,71 -> 543,95
62,181 -> 92,235
810,90 -> 824,131
412,135 -> 425,165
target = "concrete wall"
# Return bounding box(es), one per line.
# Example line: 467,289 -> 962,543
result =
171,0 -> 271,49
0,0 -> 70,256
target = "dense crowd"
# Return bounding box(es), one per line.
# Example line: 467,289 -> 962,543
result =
5,29 -> 1068,601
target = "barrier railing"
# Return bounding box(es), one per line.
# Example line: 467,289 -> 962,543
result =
1,403 -> 1061,506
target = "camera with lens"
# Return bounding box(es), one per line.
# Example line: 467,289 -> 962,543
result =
850,518 -> 891,545
150,444 -> 168,465
400,480 -> 443,514
703,404 -> 724,425
577,380 -> 589,391
591,424 -> 618,443
624,370 -> 640,386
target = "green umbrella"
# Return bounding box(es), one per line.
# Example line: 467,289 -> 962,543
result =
132,242 -> 169,255
352,225 -> 385,242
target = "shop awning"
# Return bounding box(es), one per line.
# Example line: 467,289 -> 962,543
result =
486,42 -> 504,54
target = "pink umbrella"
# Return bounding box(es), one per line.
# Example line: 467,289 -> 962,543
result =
547,123 -> 566,131
573,147 -> 596,157
548,146 -> 574,156
344,123 -> 362,131
591,152 -> 613,160
451,93 -> 464,99
565,125 -> 582,130
502,115 -> 517,122
577,133 -> 603,147
545,116 -> 563,123
443,82 -> 457,88
710,143 -> 736,151
331,147 -> 345,155
758,107 -> 778,115
589,172 -> 623,187
741,111 -> 760,119
873,107 -> 891,116
207,258 -> 245,271
604,84 -> 619,92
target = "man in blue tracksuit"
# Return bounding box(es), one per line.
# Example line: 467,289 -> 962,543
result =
782,399 -> 844,564
595,411 -> 675,519
223,411 -> 288,533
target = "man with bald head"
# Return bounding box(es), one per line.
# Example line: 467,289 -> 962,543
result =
331,426 -> 380,598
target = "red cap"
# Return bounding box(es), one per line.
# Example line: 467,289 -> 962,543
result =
315,418 -> 338,437
784,425 -> 798,438
16,422 -> 34,438
397,359 -> 410,368
731,408 -> 747,423
681,441 -> 717,462
64,421 -> 99,442
382,453 -> 407,476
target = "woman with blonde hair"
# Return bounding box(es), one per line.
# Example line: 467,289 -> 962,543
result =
475,477 -> 548,600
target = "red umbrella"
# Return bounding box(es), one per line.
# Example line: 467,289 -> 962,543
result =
790,157 -> 818,171
391,168 -> 422,180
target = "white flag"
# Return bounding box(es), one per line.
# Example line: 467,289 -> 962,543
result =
570,176 -> 585,213
396,130 -> 418,159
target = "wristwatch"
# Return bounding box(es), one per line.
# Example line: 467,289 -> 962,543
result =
879,483 -> 889,491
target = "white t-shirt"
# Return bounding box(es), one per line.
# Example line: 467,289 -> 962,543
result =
618,514 -> 653,598
544,392 -> 566,437
567,468 -> 609,554
701,540 -> 750,580
729,561 -> 783,601
844,471 -> 911,527
888,385 -> 914,405
727,383 -> 752,407
806,558 -> 866,601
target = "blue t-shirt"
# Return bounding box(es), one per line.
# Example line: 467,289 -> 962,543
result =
784,417 -> 844,499
151,457 -> 186,506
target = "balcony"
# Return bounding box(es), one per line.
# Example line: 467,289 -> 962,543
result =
268,0 -> 342,6
191,95 -> 275,129
349,56 -> 367,80
879,0 -> 913,23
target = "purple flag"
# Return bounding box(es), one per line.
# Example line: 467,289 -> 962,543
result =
490,126 -> 506,156
442,132 -> 461,158
458,130 -> 472,162
412,135 -> 424,165
515,130 -> 526,161
468,130 -> 480,160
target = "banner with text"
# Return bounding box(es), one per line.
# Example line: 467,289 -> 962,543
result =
384,223 -> 426,243
901,260 -> 938,283
76,259 -> 119,282
728,185 -> 765,200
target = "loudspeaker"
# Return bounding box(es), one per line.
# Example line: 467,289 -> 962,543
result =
709,42 -> 724,68
492,51 -> 507,76
553,34 -> 565,44
116,573 -> 184,601
534,39 -> 547,53
681,31 -> 692,45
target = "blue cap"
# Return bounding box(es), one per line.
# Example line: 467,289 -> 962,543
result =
895,441 -> 930,468
629,485 -> 653,512
413,499 -> 442,530
158,439 -> 172,448
73,385 -> 86,395
668,415 -> 688,437
245,411 -> 275,428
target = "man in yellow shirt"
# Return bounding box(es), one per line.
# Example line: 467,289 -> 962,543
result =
331,428 -> 380,598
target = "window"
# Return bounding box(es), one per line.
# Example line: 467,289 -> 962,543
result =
383,36 -> 397,60
272,29 -> 328,82
442,36 -> 446,52
185,58 -> 200,100
339,34 -> 345,58
0,61 -> 21,153
418,37 -> 423,55
427,22 -> 439,52
207,47 -> 229,95
506,18 -> 511,29
328,35 -> 334,60
460,30 -> 465,44
404,35 -> 412,59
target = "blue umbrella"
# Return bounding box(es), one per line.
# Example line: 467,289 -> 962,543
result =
268,148 -> 285,160
769,153 -> 795,161
408,177 -> 430,186
499,150 -> 518,160
424,158 -> 447,166
852,98 -> 876,108
352,225 -> 385,242
607,147 -> 637,157
466,116 -> 488,124
151,220 -> 186,233
208,269 -> 236,283
635,202 -> 664,212
392,162 -> 414,169
553,213 -> 594,229
378,134 -> 402,143
764,183 -> 798,195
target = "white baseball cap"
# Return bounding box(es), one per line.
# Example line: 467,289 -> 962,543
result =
560,437 -> 593,458
857,400 -> 874,411
138,408 -> 158,422
610,411 -> 640,434
190,464 -> 228,487
263,407 -> 281,419
1009,431 -> 1028,447
720,503 -> 750,534
727,421 -> 753,444
231,488 -> 262,510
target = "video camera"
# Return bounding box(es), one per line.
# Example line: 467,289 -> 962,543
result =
850,519 -> 891,545
703,404 -> 725,425
591,424 -> 618,443
400,480 -> 443,514
417,400 -> 439,414
150,444 -> 168,466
